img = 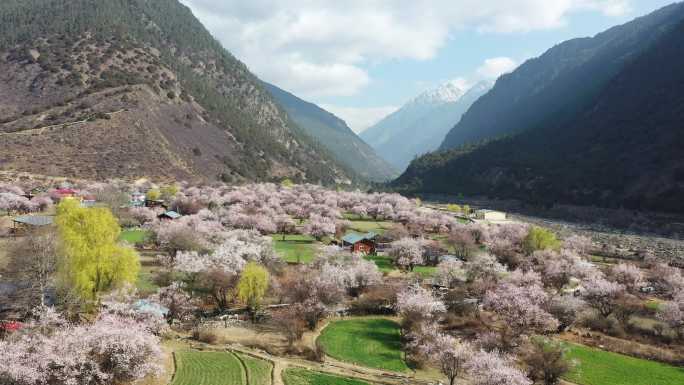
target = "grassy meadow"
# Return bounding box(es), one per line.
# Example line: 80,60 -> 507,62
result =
318,318 -> 409,372
119,228 -> 151,244
364,254 -> 395,273
564,343 -> 684,385
347,219 -> 394,235
271,234 -> 317,263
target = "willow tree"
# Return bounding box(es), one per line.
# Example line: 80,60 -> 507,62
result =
237,262 -> 269,322
56,199 -> 139,301
523,226 -> 561,255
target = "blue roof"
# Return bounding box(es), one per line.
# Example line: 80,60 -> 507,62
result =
134,299 -> 169,317
342,231 -> 377,244
342,233 -> 363,244
160,211 -> 182,219
13,215 -> 54,226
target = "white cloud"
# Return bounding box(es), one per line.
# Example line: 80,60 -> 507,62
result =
476,57 -> 518,79
261,57 -> 370,98
320,104 -> 399,134
181,0 -> 631,98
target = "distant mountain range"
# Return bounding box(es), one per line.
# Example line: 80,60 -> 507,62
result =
0,0 -> 353,184
394,2 -> 684,214
361,80 -> 492,171
263,83 -> 397,182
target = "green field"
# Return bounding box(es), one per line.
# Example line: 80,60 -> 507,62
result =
171,351 -> 246,385
564,343 -> 684,385
318,318 -> 409,372
236,352 -> 273,385
271,234 -> 317,263
348,220 -> 394,235
282,368 -> 370,385
364,254 -> 395,273
119,229 -> 151,244
136,265 -> 159,294
644,299 -> 662,311
412,265 -> 437,277
364,254 -> 436,277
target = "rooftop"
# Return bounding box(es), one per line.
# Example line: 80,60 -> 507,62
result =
159,210 -> 182,219
342,231 -> 377,244
12,215 -> 54,226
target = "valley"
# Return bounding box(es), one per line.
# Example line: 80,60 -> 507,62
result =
2,1 -> 684,385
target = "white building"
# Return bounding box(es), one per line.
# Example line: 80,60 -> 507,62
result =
474,209 -> 507,221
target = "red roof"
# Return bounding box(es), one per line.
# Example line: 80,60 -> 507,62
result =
55,188 -> 77,195
0,321 -> 23,331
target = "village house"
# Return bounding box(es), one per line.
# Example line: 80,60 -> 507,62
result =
474,209 -> 507,221
130,192 -> 146,207
11,215 -> 54,234
341,232 -> 378,255
157,210 -> 182,220
51,188 -> 78,201
145,198 -> 166,209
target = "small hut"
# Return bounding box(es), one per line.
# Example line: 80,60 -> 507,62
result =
341,232 -> 378,255
11,215 -> 54,234
157,210 -> 182,220
145,199 -> 166,208
474,209 -> 507,221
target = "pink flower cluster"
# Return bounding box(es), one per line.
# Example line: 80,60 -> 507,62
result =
0,308 -> 162,385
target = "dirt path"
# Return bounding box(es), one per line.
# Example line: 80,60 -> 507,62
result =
186,340 -> 438,385
0,109 -> 126,136
176,315 -> 440,384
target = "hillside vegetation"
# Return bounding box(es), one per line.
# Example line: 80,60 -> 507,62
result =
264,82 -> 397,182
0,0 -> 349,184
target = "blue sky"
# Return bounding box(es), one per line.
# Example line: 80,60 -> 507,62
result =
182,0 -> 675,132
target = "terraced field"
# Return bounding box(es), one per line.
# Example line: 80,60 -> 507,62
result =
236,352 -> 273,385
171,350 -> 273,385
282,368 -> 371,385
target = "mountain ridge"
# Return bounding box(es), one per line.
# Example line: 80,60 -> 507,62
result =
439,1 -> 684,150
395,2 -> 684,214
263,82 -> 397,182
0,0 -> 351,184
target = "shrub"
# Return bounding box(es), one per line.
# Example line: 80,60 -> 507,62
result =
582,313 -> 619,335
521,337 -> 573,385
349,286 -> 396,315
192,327 -> 219,344
523,226 -> 561,254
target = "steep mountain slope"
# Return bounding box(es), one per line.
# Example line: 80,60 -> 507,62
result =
440,2 -> 684,150
395,5 -> 684,214
0,0 -> 349,184
362,80 -> 491,171
263,82 -> 397,182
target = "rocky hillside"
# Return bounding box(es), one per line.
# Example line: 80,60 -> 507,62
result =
0,0 -> 350,184
395,3 -> 684,214
362,80 -> 491,171
263,82 -> 397,182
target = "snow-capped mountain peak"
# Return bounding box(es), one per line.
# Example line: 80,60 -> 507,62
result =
361,79 -> 493,171
411,79 -> 471,106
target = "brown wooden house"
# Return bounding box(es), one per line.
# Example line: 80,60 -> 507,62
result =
341,232 -> 378,255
